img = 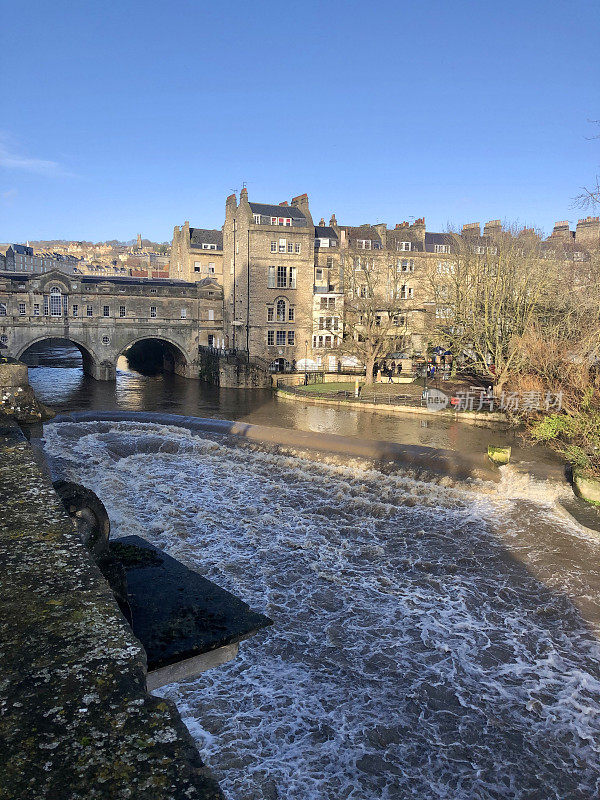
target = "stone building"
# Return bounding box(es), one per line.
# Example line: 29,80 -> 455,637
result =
3,244 -> 80,274
0,271 -> 224,379
221,188 -> 315,369
170,222 -> 223,284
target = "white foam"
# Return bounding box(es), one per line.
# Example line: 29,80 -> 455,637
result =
42,421 -> 600,800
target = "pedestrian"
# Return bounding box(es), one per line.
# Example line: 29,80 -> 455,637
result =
388,368 -> 393,383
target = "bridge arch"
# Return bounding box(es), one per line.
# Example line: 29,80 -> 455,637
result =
16,336 -> 107,380
117,335 -> 194,379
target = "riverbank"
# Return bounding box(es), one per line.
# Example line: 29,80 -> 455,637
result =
276,384 -> 507,424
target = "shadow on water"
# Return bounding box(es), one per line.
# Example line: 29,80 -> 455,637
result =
40,417 -> 600,799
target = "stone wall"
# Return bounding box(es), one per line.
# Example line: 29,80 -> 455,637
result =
0,420 -> 225,800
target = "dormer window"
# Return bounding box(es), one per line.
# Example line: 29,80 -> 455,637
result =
202,243 -> 217,250
434,244 -> 450,254
253,214 -> 261,224
271,216 -> 292,226
400,241 -> 411,251
357,240 -> 371,250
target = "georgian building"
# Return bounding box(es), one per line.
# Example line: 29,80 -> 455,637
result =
172,195 -> 600,371
170,222 -> 223,283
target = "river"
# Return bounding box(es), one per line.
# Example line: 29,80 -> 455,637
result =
29,342 -> 600,799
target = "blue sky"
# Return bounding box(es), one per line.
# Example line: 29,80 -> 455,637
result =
1,0 -> 599,242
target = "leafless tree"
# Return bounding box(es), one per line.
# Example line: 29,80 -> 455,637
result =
338,252 -> 420,384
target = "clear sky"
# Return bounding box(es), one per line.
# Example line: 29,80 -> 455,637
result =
1,0 -> 599,243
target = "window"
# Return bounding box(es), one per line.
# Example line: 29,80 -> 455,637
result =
276,330 -> 286,346
287,331 -> 295,345
72,304 -> 78,317
119,305 -> 126,317
50,287 -> 62,316
434,244 -> 450,253
473,245 -> 485,255
276,299 -> 286,322
208,263 -> 215,274
18,302 -> 26,315
103,305 -> 110,317
326,256 -> 333,268
400,241 -> 411,251
202,243 -> 217,250
288,306 -> 295,321
33,303 -> 40,316
0,303 -> 6,316
267,330 -> 275,346
102,336 -> 110,345
320,297 -> 335,310
271,241 -> 277,253
357,239 -> 371,250
315,268 -> 324,282
0,335 -> 7,343
375,315 -> 381,326
287,242 -> 293,253
401,286 -> 414,299
279,239 -> 286,253
87,305 -> 93,317
268,266 -> 276,288
150,306 -> 157,318
267,306 -> 274,322
295,243 -> 301,254
194,261 -> 201,272
401,259 -> 415,272
208,309 -> 214,321
277,266 -> 287,288
180,308 -> 187,319
208,334 -> 214,347
254,214 -> 261,224
150,288 -> 157,294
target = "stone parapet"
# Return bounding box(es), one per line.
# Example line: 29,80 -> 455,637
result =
0,420 -> 224,800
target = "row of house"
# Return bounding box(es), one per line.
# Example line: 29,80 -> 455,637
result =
171,191 -> 600,370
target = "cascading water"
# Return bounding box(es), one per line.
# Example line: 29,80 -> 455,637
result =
42,420 -> 600,800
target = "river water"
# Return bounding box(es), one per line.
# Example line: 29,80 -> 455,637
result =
30,343 -> 600,798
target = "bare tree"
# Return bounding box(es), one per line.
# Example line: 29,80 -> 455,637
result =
574,120 -> 600,209
425,226 -> 557,392
338,252 -> 420,384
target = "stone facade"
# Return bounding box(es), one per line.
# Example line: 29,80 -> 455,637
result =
222,189 -> 315,368
171,222 -> 224,285
0,270 -> 223,379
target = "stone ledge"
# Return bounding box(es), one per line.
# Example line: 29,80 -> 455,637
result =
0,420 -> 225,800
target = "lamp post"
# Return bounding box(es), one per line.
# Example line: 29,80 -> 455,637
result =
304,340 -> 308,385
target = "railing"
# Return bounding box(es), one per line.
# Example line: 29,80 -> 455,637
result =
198,345 -> 272,373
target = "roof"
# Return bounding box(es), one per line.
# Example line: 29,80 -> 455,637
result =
11,244 -> 34,255
0,271 -> 194,288
314,226 -> 338,239
424,232 -> 455,252
189,228 -> 223,249
249,202 -> 306,221
344,225 -> 382,244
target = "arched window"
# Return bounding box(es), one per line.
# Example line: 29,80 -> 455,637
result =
276,299 -> 286,322
50,286 -> 62,316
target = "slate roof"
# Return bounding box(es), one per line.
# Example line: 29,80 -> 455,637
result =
314,226 -> 338,239
189,228 -> 223,249
424,232 -> 455,253
0,272 -> 193,288
249,202 -> 306,221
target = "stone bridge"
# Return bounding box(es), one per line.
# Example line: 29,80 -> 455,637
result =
0,270 -> 224,380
